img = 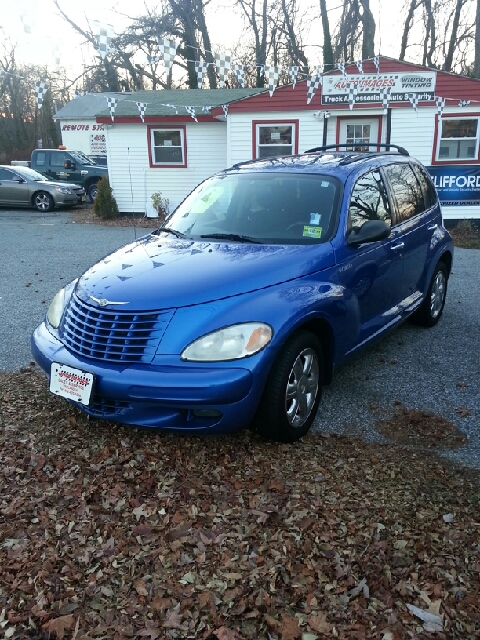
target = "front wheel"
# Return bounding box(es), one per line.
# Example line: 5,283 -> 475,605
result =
88,182 -> 99,203
411,262 -> 448,327
253,331 -> 323,443
34,191 -> 54,212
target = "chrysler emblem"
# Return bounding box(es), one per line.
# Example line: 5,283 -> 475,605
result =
89,295 -> 128,307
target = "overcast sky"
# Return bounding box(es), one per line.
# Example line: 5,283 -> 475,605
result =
2,0 -> 403,75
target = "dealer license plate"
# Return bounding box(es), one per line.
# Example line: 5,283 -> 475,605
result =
50,363 -> 93,405
81,195 -> 86,202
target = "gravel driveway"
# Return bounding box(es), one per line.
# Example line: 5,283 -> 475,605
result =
1,208 -> 478,468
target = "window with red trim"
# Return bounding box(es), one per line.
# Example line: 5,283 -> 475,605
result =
252,121 -> 299,159
148,126 -> 187,167
436,117 -> 479,162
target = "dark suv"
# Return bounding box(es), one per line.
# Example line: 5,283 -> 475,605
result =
32,144 -> 453,442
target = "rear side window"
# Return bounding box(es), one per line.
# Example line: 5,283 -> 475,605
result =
348,169 -> 392,232
383,163 -> 425,222
412,164 -> 438,210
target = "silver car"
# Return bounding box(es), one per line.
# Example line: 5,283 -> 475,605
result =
0,165 -> 86,212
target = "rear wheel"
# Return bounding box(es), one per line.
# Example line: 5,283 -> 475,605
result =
34,192 -> 54,212
253,331 -> 323,442
412,262 -> 448,327
88,182 -> 99,202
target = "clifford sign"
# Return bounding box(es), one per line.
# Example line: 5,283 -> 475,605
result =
426,166 -> 480,206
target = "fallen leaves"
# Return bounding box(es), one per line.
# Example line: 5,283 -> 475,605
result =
0,370 -> 479,639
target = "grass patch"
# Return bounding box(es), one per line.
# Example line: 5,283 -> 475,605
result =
448,219 -> 480,249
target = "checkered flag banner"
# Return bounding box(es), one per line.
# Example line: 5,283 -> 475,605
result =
306,72 -> 322,105
265,66 -> 280,97
356,60 -> 364,74
162,103 -> 178,114
156,38 -> 178,72
195,60 -> 209,89
373,56 -> 380,75
289,66 -> 299,88
93,21 -> 114,60
347,80 -> 359,110
107,96 -> 118,121
136,102 -> 147,123
222,104 -> 228,117
35,82 -> 48,109
147,54 -> 162,64
408,93 -> 419,111
436,97 -> 445,118
336,63 -> 347,79
233,64 -> 245,88
185,106 -> 198,122
459,99 -> 471,107
215,53 -> 232,88
381,87 -> 391,115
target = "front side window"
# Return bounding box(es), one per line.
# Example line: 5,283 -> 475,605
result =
0,168 -> 15,180
35,152 -> 46,167
348,170 -> 391,231
437,118 -> 478,161
149,127 -> 186,167
256,124 -> 296,159
383,163 -> 425,223
164,172 -> 340,244
50,152 -> 68,168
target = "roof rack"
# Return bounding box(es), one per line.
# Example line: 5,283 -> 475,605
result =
305,143 -> 410,156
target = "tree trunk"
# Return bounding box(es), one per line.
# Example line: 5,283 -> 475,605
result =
399,0 -> 418,60
444,0 -> 466,71
319,0 -> 334,71
422,0 -> 436,67
360,0 -> 376,59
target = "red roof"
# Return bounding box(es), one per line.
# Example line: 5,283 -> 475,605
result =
214,56 -> 480,115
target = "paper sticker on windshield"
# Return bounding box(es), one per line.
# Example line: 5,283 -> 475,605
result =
195,186 -> 224,214
303,226 -> 322,238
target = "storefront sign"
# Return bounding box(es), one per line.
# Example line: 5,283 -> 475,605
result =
321,72 -> 436,105
61,123 -> 105,132
90,133 -> 107,154
426,165 -> 480,205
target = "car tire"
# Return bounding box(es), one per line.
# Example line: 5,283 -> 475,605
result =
411,261 -> 448,327
88,182 -> 99,203
34,192 -> 54,212
253,331 -> 323,443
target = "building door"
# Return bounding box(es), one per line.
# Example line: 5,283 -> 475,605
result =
338,118 -> 380,151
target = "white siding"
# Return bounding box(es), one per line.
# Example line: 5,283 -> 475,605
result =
59,119 -> 98,155
106,122 -> 227,213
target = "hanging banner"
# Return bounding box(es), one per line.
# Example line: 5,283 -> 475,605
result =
321,72 -> 436,105
426,165 -> 480,205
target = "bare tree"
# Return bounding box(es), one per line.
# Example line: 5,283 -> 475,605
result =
333,0 -> 376,63
475,0 -> 480,76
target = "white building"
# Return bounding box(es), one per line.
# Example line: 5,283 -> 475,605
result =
93,57 -> 480,220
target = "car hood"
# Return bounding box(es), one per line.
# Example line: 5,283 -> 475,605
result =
31,179 -> 83,190
75,234 -> 335,311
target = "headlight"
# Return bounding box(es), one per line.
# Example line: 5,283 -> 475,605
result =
181,322 -> 272,362
46,279 -> 77,329
55,187 -> 72,194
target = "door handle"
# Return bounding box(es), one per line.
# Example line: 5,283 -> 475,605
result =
391,242 -> 405,251
427,224 -> 438,231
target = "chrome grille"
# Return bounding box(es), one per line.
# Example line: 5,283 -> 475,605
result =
59,294 -> 173,363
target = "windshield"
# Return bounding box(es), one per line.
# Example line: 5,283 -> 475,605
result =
70,150 -> 95,165
165,172 -> 341,244
14,166 -> 46,181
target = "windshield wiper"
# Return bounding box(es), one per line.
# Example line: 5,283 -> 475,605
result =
199,233 -> 261,244
156,227 -> 188,239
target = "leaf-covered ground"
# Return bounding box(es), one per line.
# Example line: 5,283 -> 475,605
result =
1,367 -> 479,640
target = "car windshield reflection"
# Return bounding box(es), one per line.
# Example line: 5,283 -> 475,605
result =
165,173 -> 341,244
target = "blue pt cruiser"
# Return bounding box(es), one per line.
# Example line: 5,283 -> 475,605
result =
32,145 -> 453,442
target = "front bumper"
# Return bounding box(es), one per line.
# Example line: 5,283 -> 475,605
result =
53,190 -> 86,206
31,322 -> 257,434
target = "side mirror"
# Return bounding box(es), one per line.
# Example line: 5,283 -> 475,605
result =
64,160 -> 76,170
14,177 -> 25,183
347,219 -> 391,246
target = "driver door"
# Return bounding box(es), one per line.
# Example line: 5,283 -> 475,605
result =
0,168 -> 30,205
